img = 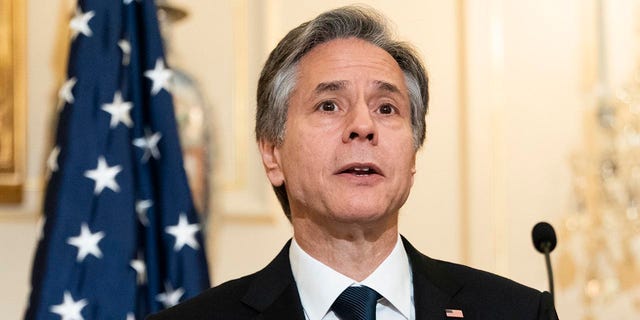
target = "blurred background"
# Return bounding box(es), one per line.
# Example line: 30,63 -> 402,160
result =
2,0 -> 640,318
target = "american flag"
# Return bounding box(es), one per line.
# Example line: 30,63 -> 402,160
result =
445,308 -> 464,318
24,1 -> 210,319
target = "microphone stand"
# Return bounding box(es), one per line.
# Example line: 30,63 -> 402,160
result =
541,242 -> 557,320
541,242 -> 554,300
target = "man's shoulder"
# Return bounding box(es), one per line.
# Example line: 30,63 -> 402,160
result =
404,237 -> 542,297
404,238 -> 554,318
420,257 -> 555,318
147,241 -> 296,320
196,272 -> 259,304
147,273 -> 259,320
433,258 -> 542,296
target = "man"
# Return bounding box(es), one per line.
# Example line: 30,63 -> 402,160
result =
149,6 -> 558,320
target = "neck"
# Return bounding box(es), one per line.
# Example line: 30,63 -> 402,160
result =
292,215 -> 398,282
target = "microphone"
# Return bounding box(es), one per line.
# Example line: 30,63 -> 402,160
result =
531,222 -> 558,319
532,221 -> 557,254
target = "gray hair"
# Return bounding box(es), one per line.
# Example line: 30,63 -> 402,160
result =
256,6 -> 429,219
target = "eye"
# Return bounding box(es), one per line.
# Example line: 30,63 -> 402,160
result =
317,101 -> 338,112
378,103 -> 395,115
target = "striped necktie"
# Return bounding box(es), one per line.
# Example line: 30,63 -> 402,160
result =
331,286 -> 381,320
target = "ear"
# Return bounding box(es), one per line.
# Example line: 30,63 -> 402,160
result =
410,154 -> 417,185
258,139 -> 285,187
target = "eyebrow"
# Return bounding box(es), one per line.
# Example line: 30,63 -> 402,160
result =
372,80 -> 401,94
313,80 -> 349,95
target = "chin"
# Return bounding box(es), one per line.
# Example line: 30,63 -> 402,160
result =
329,205 -> 395,224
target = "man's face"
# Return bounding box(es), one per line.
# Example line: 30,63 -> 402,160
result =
260,37 -> 417,226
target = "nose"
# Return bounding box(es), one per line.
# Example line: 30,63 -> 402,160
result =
342,102 -> 378,145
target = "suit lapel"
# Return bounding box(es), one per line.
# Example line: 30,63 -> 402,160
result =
241,240 -> 305,320
251,283 -> 305,320
402,237 -> 464,320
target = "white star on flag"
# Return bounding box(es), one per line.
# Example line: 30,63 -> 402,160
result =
126,312 -> 136,320
69,8 -> 95,39
135,199 -> 153,226
58,77 -> 77,108
156,282 -> 185,308
123,0 -> 142,4
118,39 -> 131,65
165,213 -> 201,251
49,291 -> 88,320
144,58 -> 173,95
133,129 -> 162,163
130,254 -> 147,285
102,91 -> 134,128
48,146 -> 61,173
67,223 -> 105,262
84,156 -> 122,194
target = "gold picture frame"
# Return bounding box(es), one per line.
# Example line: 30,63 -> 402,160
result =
0,0 -> 26,203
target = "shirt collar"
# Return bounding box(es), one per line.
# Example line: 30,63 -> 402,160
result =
361,236 -> 413,319
289,235 -> 413,320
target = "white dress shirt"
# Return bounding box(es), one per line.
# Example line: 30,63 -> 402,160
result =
289,235 -> 414,320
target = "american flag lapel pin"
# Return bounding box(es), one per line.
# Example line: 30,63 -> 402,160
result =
445,309 -> 464,318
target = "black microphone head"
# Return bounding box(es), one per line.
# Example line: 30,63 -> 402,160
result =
532,222 -> 557,253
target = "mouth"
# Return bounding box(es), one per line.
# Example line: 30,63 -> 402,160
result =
336,163 -> 383,177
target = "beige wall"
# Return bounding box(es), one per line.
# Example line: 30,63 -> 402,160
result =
2,0 -> 639,319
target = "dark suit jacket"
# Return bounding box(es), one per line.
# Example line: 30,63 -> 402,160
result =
148,237 -> 558,319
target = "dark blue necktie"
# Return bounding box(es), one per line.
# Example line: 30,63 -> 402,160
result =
331,286 -> 381,320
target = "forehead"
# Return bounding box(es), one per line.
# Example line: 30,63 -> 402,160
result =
295,38 -> 407,92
